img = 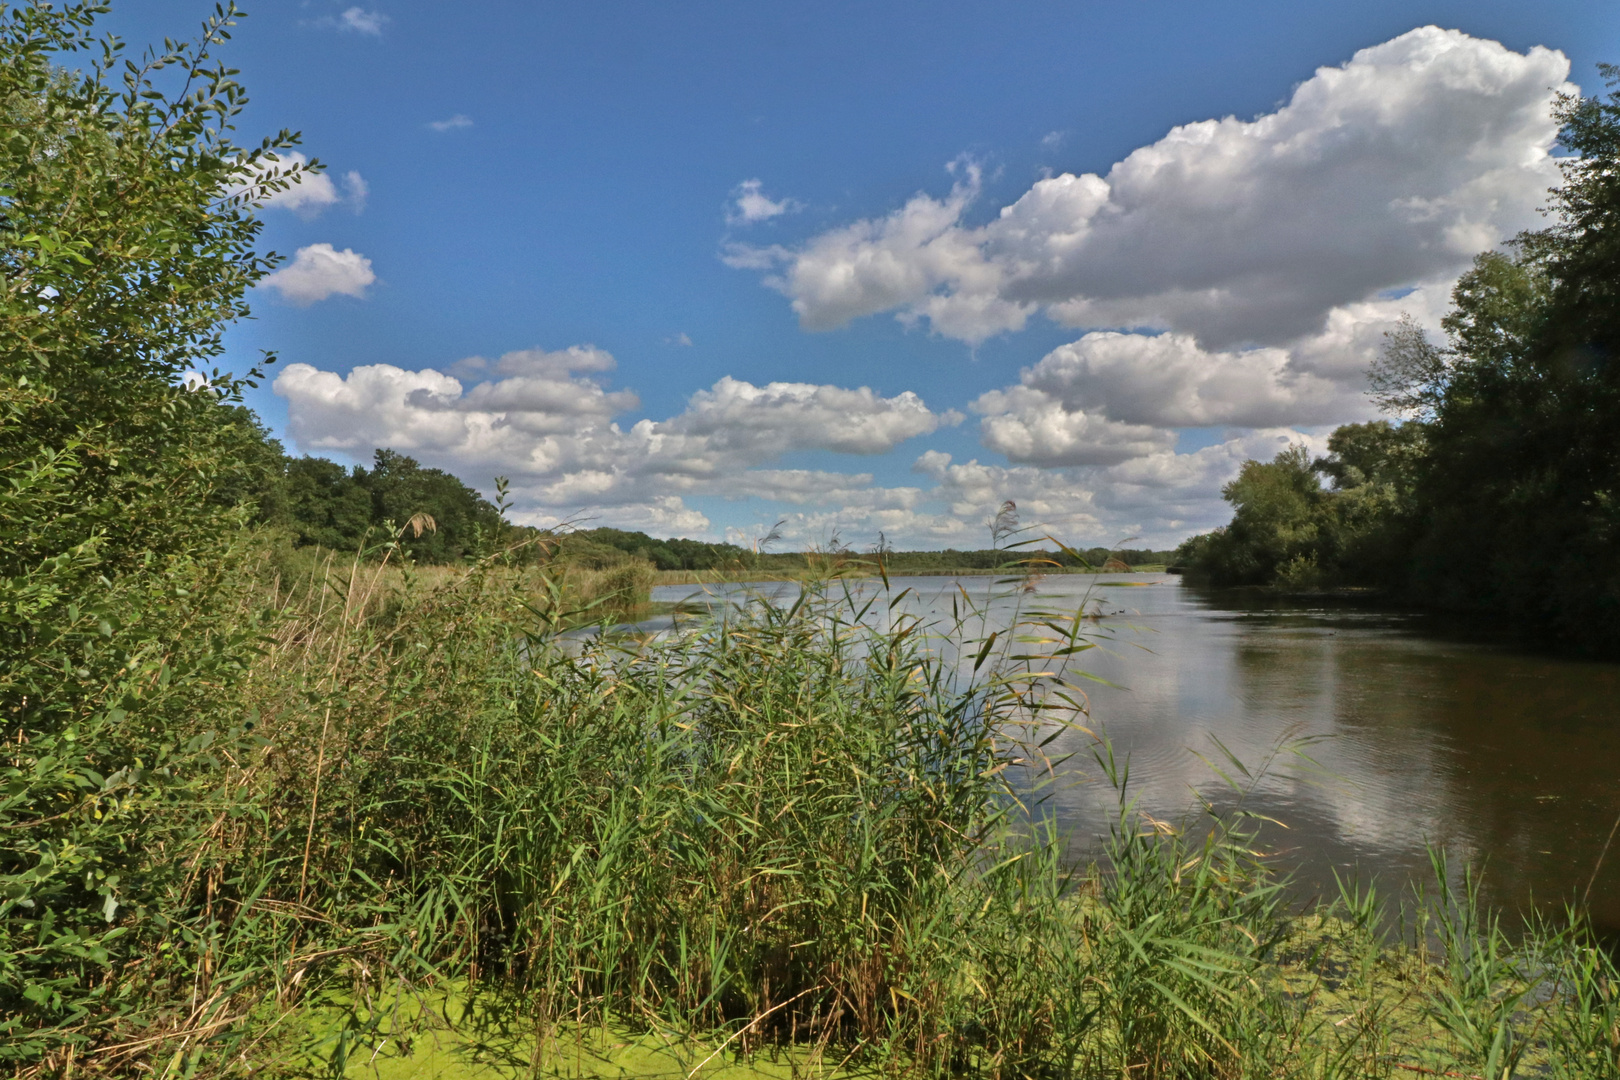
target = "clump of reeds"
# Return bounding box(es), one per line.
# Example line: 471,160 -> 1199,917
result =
558,559 -> 656,613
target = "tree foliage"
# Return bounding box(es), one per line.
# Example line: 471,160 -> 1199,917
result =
1175,446 -> 1331,587
266,447 -> 503,562
0,2 -> 307,1063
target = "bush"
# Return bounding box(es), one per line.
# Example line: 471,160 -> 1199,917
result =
0,3 -> 308,1066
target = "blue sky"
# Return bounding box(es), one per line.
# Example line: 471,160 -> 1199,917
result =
109,0 -> 1620,549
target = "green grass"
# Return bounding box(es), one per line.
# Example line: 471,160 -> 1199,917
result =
279,989 -> 884,1080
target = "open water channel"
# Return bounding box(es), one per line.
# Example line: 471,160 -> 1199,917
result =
646,572 -> 1620,931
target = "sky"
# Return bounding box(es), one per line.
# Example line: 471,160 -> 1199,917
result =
106,0 -> 1620,551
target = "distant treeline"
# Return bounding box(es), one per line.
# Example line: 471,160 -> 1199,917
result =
1177,68 -> 1620,653
241,427 -> 1173,570
561,528 -> 1172,572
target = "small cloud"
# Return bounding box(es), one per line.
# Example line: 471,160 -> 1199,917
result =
263,243 -> 376,306
446,355 -> 488,378
1041,130 -> 1065,149
237,151 -> 368,220
912,449 -> 952,480
337,7 -> 387,34
429,114 -> 473,132
719,241 -> 790,270
341,170 -> 369,213
728,179 -> 800,225
665,332 -> 694,347
448,345 -> 616,381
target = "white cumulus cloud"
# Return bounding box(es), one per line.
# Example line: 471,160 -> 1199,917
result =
429,114 -> 473,132
341,171 -> 369,213
972,386 -> 1176,467
746,28 -> 1569,353
670,377 -> 944,455
966,329 -> 1366,469
336,7 -> 387,34
263,243 -> 376,305
963,278 -> 1448,465
236,152 -> 368,220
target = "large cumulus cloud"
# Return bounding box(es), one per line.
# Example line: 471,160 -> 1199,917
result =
969,328 -> 1373,466
742,28 -> 1570,351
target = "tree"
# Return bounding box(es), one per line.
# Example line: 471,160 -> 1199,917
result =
280,455 -> 374,550
1313,421 -> 1424,585
1397,70 -> 1620,648
360,448 -> 503,562
1368,314 -> 1452,419
0,3 -> 305,1062
1178,445 -> 1335,587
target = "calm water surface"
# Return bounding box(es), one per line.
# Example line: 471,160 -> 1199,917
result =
647,574 -> 1620,928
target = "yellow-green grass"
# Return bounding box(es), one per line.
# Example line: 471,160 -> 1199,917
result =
279,990 -> 882,1080
273,898 -> 1595,1080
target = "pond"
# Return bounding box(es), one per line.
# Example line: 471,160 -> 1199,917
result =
647,573 -> 1620,930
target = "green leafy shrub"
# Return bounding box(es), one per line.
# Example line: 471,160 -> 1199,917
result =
0,2 -> 308,1065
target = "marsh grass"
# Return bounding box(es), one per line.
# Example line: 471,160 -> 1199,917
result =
13,533 -> 1620,1080
254,537 -> 657,627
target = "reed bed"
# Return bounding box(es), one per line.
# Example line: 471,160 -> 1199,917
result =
10,538 -> 1619,1080
257,540 -> 658,624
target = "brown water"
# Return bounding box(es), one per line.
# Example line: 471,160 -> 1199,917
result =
649,574 -> 1620,928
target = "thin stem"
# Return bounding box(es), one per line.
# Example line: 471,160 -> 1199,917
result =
298,707 -> 333,906
1582,806 -> 1620,911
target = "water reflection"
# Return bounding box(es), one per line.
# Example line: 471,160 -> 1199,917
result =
646,574 -> 1620,929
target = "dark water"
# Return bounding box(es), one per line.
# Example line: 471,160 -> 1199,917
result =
648,574 -> 1620,929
